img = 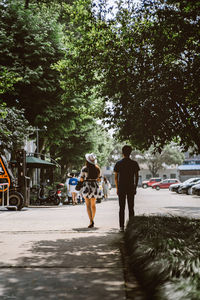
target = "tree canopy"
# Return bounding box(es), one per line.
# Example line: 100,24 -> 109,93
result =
0,0 -> 65,125
57,0 -> 200,153
0,67 -> 31,154
2,0 -> 198,170
0,0 -> 113,171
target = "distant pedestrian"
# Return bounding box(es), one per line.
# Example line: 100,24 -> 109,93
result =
79,153 -> 101,228
102,176 -> 111,199
114,145 -> 140,232
68,173 -> 78,205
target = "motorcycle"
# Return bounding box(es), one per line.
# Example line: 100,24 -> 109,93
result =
56,183 -> 64,204
36,183 -> 62,206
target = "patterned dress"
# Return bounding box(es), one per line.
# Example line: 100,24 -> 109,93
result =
80,166 -> 101,199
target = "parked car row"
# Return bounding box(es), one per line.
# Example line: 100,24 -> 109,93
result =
141,176 -> 200,197
169,178 -> 200,195
142,178 -> 180,190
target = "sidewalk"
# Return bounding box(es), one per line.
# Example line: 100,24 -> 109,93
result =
0,190 -> 141,300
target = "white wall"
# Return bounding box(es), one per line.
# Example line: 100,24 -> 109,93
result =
102,165 -> 179,187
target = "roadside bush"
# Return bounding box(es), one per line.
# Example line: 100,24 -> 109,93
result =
125,216 -> 200,300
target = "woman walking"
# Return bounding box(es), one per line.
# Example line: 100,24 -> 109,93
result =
80,153 -> 101,228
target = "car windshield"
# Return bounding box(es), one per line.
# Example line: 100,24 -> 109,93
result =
183,178 -> 200,184
193,180 -> 200,184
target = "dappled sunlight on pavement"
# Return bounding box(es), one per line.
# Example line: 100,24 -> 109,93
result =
0,191 -> 129,300
2,187 -> 198,299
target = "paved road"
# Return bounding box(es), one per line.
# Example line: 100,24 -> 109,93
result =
0,194 -> 127,300
0,188 -> 200,300
135,187 -> 200,218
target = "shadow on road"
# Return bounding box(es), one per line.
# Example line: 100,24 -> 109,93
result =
0,232 -> 125,300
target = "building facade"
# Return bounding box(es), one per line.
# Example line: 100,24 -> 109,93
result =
178,154 -> 200,182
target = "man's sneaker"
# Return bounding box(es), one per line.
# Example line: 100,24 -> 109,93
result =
119,227 -> 124,233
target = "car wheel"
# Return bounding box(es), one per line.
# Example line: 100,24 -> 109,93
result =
8,191 -> 24,211
177,188 -> 182,194
142,184 -> 148,189
156,186 -> 160,190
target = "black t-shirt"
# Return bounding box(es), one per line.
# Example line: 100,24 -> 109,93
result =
114,158 -> 140,191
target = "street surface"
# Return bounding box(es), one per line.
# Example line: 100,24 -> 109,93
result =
0,188 -> 200,299
135,187 -> 200,218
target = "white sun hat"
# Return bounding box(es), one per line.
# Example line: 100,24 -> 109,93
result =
85,153 -> 97,165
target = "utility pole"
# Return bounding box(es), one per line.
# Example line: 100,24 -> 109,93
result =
35,127 -> 40,186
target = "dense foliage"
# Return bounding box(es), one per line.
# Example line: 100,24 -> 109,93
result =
0,67 -> 31,154
58,0 -> 200,153
1,0 -> 198,169
0,0 -> 113,171
0,0 -> 64,125
0,104 -> 31,153
125,216 -> 200,299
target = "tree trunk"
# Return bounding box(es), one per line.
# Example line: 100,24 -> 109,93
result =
148,162 -> 160,177
24,0 -> 29,9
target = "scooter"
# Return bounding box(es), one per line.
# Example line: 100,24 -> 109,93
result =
36,183 -> 63,206
56,183 -> 64,203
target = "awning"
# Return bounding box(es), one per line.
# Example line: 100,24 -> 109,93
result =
26,157 -> 56,168
11,157 -> 57,168
178,165 -> 200,171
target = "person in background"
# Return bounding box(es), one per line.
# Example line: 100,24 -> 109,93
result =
102,176 -> 111,199
65,173 -> 72,204
114,145 -> 140,232
68,173 -> 78,205
80,153 -> 101,228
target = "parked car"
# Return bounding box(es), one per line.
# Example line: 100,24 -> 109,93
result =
170,178 -> 200,193
179,179 -> 200,195
142,178 -> 162,188
177,178 -> 200,194
192,183 -> 200,196
169,178 -> 195,192
152,179 -> 180,190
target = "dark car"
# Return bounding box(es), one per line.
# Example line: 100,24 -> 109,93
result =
192,183 -> 200,196
152,179 -> 180,190
179,178 -> 200,194
142,178 -> 162,188
169,178 -> 200,193
169,182 -> 181,192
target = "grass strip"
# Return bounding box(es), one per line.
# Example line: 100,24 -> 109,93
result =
125,215 -> 200,300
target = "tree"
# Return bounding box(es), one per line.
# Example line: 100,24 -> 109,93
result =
100,0 -> 200,152
0,0 -> 106,167
0,67 -> 31,154
137,145 -> 184,177
57,0 -> 200,153
0,0 -> 65,125
0,105 -> 32,154
48,118 -> 113,179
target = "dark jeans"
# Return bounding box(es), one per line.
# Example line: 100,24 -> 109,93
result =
118,190 -> 135,228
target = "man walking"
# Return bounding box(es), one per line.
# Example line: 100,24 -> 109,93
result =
114,145 -> 140,232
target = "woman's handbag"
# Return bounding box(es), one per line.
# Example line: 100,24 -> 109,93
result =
75,180 -> 83,191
